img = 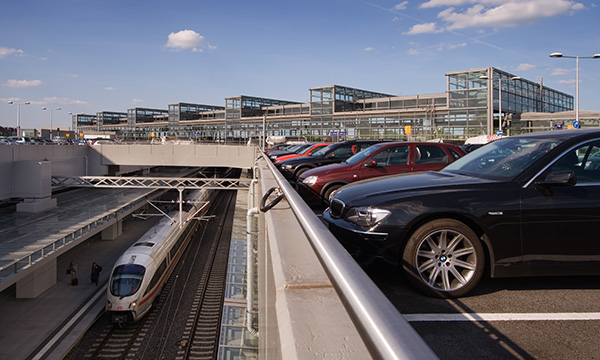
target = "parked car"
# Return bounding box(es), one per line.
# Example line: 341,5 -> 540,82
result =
323,129 -> 600,298
297,142 -> 465,206
12,136 -> 33,144
267,143 -> 313,160
265,143 -> 291,153
274,142 -> 331,163
277,140 -> 385,180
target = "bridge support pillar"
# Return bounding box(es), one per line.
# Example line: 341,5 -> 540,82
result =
16,258 -> 57,298
102,220 -> 122,240
15,160 -> 57,214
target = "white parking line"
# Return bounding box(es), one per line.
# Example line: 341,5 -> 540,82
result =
404,313 -> 600,322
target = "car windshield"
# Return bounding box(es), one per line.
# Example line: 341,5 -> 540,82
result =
297,144 -> 316,154
311,143 -> 337,157
443,137 -> 561,179
110,264 -> 145,298
344,144 -> 382,165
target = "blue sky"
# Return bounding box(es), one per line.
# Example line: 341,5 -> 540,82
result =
1,0 -> 598,131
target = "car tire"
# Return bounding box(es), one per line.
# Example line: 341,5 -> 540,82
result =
294,167 -> 311,178
322,184 -> 343,204
402,219 -> 484,298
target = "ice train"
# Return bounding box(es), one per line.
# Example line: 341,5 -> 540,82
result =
106,189 -> 212,325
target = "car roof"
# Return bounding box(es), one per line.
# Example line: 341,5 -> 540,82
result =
512,129 -> 600,140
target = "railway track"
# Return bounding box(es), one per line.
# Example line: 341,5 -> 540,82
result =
65,189 -> 237,359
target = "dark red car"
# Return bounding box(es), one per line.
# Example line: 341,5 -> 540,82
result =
297,141 -> 465,206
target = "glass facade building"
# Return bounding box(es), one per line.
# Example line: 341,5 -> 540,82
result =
73,67 -> 576,142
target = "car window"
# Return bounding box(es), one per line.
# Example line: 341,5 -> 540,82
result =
415,145 -> 449,164
444,137 -> 561,180
371,145 -> 409,166
447,148 -> 463,160
331,144 -> 356,157
551,141 -> 600,183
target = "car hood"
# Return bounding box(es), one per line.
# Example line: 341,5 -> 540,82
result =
332,170 -> 501,205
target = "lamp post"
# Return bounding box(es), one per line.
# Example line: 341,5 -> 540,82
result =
42,107 -> 62,140
8,101 -> 30,137
480,74 -> 521,135
549,52 -> 600,128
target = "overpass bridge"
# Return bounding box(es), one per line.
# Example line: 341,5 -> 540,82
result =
0,143 -> 436,359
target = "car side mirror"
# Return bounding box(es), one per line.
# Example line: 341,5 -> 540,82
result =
364,160 -> 378,168
536,171 -> 577,187
326,153 -> 336,159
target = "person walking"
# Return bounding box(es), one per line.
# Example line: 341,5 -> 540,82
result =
68,261 -> 78,286
91,262 -> 102,286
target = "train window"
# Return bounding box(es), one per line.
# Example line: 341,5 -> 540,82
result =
110,264 -> 145,297
133,241 -> 155,248
145,259 -> 168,296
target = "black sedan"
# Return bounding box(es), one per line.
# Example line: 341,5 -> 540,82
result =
323,129 -> 600,298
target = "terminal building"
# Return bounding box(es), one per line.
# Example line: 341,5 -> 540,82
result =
72,67 -> 584,142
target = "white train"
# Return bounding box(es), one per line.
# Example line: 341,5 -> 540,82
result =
106,189 -> 212,325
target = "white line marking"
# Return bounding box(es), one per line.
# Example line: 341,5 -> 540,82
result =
403,313 -> 600,322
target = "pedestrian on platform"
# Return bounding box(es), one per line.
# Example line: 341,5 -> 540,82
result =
91,262 -> 102,286
68,261 -> 78,286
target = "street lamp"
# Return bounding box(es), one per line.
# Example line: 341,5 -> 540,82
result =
549,52 -> 600,127
42,107 -> 62,140
8,101 -> 31,137
480,74 -> 521,135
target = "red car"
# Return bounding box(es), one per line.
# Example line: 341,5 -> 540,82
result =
297,141 -> 466,206
274,143 -> 331,163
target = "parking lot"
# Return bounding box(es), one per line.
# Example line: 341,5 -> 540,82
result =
366,261 -> 600,360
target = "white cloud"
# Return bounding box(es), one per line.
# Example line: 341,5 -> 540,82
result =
104,87 -> 116,91
395,1 -> 409,10
39,97 -> 88,106
4,79 -> 43,88
166,29 -> 212,52
552,67 -> 571,76
447,42 -> 467,49
433,0 -> 584,30
132,98 -> 144,106
559,79 -> 577,86
364,47 -> 375,52
517,63 -> 536,71
408,48 -> 421,55
0,47 -> 25,58
405,22 -> 444,34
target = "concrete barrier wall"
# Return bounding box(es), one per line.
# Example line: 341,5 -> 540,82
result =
90,144 -> 256,169
256,158 -> 370,359
1,144 -> 256,201
0,145 -> 89,200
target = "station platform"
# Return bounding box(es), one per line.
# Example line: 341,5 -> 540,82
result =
0,185 -> 253,359
0,213 -> 162,359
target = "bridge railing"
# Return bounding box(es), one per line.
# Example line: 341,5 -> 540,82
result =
258,153 -> 437,359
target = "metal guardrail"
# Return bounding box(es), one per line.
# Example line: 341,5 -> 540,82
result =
261,154 -> 438,360
0,191 -> 158,285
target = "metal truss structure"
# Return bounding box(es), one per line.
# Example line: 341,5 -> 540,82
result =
51,176 -> 251,190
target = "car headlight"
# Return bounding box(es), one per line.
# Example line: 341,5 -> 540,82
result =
302,175 -> 318,186
282,164 -> 294,170
106,300 -> 112,309
346,207 -> 391,227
